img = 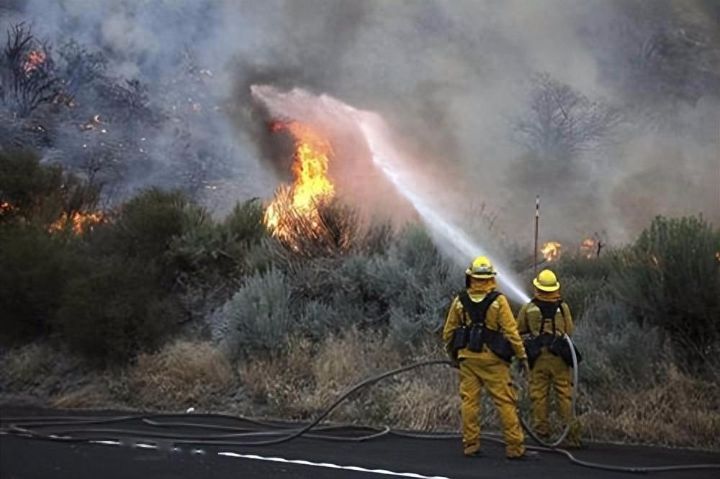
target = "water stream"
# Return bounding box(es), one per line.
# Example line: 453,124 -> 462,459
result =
353,113 -> 530,304
251,85 -> 530,303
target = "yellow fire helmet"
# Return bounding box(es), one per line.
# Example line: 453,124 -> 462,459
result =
533,269 -> 560,292
465,256 -> 497,279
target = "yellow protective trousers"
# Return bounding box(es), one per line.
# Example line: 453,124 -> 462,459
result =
529,351 -> 581,446
458,353 -> 525,458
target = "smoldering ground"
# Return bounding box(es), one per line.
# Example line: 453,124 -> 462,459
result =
2,0 -> 719,245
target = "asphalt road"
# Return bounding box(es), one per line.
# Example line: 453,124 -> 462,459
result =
2,407 -> 719,479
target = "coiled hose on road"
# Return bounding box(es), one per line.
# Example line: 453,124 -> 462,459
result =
2,341 -> 719,474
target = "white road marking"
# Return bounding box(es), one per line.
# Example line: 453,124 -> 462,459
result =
90,440 -> 121,446
217,452 -> 452,479
134,442 -> 157,449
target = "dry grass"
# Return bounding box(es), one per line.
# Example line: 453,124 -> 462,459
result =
1,343 -> 56,388
238,329 -> 460,429
579,366 -> 720,449
0,342 -> 119,409
2,337 -> 718,450
50,384 -> 113,409
127,340 -> 236,410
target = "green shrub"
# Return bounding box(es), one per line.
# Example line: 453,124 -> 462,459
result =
551,253 -> 617,320
56,256 -> 182,363
573,294 -> 666,388
94,188 -> 192,262
216,268 -> 293,358
167,199 -> 269,314
610,216 -> 720,372
0,224 -> 77,342
216,223 -> 458,357
223,199 -> 266,247
47,188 -> 203,362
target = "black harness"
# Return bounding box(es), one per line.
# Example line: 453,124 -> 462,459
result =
458,290 -> 501,327
450,290 -> 515,363
524,298 -> 582,367
531,298 -> 564,337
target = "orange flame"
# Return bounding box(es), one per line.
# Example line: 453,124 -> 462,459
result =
23,50 -> 46,74
80,114 -> 102,131
580,237 -> 597,259
0,201 -> 14,215
540,241 -> 562,262
49,211 -> 104,235
263,122 -> 335,244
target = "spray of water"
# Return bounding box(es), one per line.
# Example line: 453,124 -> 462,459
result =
252,86 -> 531,303
351,112 -> 531,304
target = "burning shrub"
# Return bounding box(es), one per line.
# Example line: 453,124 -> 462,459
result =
0,149 -> 98,226
264,121 -> 335,246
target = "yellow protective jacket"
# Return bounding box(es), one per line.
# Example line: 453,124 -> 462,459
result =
517,291 -> 574,337
443,280 -> 527,361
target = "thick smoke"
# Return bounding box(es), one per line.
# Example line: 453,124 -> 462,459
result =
2,0 -> 719,245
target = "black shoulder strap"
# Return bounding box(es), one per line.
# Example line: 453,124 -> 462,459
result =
458,290 -> 501,326
531,299 -> 563,335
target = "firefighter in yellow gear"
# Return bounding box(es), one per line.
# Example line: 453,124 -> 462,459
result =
442,256 -> 532,459
517,269 -> 582,448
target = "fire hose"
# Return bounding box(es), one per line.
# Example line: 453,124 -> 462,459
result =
2,339 -> 720,474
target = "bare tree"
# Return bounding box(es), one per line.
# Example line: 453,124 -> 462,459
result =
515,73 -> 622,163
0,23 -> 61,118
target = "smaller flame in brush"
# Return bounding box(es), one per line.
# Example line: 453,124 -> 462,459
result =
0,201 -> 15,214
80,114 -> 102,131
49,211 -> 105,235
540,241 -> 562,262
23,50 -> 46,75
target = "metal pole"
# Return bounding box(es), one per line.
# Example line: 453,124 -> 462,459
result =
534,195 -> 540,276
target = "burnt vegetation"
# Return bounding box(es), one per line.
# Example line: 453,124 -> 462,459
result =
0,22 -> 231,201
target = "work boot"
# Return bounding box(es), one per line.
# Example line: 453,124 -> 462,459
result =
507,450 -> 540,461
463,443 -> 481,457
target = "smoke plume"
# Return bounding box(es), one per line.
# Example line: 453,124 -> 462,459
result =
2,0 -> 718,248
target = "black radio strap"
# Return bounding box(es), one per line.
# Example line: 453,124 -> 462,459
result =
458,290 -> 501,326
531,298 -> 563,336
